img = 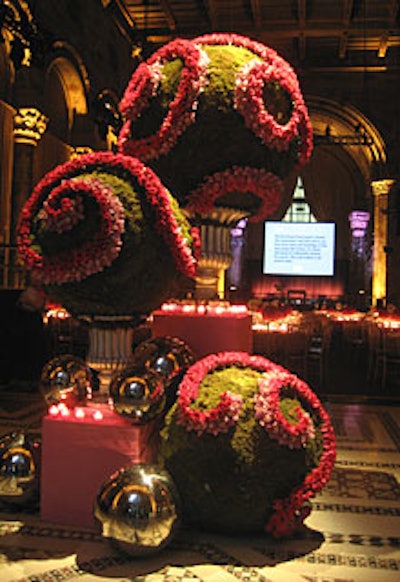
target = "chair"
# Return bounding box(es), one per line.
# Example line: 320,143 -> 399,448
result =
284,331 -> 309,378
252,330 -> 286,366
341,320 -> 367,364
372,327 -> 400,390
306,319 -> 332,389
366,321 -> 382,386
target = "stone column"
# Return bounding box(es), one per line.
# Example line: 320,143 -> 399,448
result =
0,100 -> 16,287
371,179 -> 394,307
11,107 -> 48,242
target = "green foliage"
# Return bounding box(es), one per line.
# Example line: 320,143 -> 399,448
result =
192,366 -> 261,410
201,45 -> 258,111
160,58 -> 183,101
160,366 -> 324,534
44,169 -> 193,317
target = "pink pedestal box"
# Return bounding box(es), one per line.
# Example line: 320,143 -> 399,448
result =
40,403 -> 159,530
151,312 -> 253,358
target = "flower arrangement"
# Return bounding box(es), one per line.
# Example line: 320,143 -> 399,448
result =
118,33 -> 313,222
119,38 -> 210,161
161,351 -> 336,537
17,151 -> 200,317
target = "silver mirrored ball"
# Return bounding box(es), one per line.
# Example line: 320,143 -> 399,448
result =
109,365 -> 166,424
94,463 -> 180,556
0,432 -> 41,506
40,354 -> 94,408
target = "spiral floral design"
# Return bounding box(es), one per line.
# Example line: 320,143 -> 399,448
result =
167,351 -> 336,538
234,59 -> 309,154
255,371 -> 316,449
176,351 -> 281,436
261,372 -> 336,537
118,38 -> 210,161
186,166 -> 284,222
17,151 -> 199,287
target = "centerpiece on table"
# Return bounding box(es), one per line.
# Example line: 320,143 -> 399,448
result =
16,150 -> 200,388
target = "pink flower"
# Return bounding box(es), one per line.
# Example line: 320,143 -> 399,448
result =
176,351 -> 282,436
16,151 -> 199,285
186,166 -> 284,223
118,39 -> 210,161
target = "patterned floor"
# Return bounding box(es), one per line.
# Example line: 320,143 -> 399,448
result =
0,398 -> 399,582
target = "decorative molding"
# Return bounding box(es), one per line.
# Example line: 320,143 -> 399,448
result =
70,146 -> 94,158
13,107 -> 48,145
371,178 -> 394,197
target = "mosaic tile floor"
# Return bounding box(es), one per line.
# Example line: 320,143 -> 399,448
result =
0,401 -> 399,582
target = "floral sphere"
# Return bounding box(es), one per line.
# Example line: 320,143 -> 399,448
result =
16,151 -> 200,316
160,351 -> 336,537
118,33 -> 313,222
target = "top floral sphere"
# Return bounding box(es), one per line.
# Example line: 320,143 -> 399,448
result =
118,33 -> 313,222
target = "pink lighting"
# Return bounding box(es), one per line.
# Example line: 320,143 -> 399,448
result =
159,301 -> 248,317
349,210 -> 370,238
47,402 -> 110,422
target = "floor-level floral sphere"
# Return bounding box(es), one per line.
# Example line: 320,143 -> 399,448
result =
160,351 -> 336,538
94,463 -> 180,556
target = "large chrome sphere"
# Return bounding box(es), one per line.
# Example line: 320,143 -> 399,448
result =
109,365 -> 166,424
94,463 -> 180,556
40,353 -> 94,408
0,432 -> 41,507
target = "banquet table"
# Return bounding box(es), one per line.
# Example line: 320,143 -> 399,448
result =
151,311 -> 253,358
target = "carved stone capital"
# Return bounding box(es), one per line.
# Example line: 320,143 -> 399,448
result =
371,179 -> 394,197
71,146 -> 94,158
14,107 -> 48,145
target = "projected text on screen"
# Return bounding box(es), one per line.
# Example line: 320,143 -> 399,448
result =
263,222 -> 335,276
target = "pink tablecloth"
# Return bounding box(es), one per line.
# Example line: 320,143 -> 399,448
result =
40,404 -> 159,530
151,312 -> 253,358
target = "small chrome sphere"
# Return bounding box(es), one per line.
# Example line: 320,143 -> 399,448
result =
109,365 -> 166,424
132,336 -> 195,410
94,463 -> 180,556
40,354 -> 94,408
0,432 -> 41,507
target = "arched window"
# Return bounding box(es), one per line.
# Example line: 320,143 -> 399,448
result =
282,176 -> 317,223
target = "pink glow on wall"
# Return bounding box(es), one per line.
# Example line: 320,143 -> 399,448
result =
251,277 -> 344,299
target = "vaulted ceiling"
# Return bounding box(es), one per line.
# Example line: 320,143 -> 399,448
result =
115,0 -> 400,71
